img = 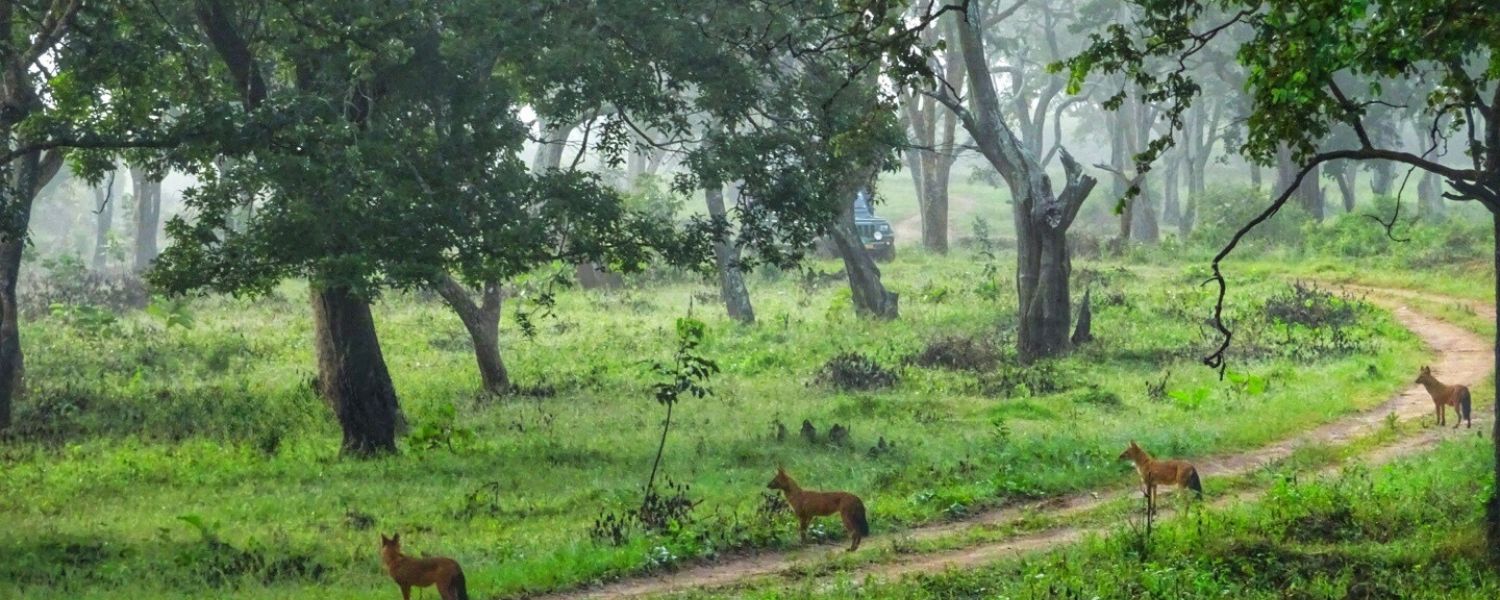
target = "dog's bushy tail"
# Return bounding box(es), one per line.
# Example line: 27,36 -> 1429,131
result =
452,569 -> 469,600
846,499 -> 870,537
1186,468 -> 1204,499
1459,387 -> 1473,427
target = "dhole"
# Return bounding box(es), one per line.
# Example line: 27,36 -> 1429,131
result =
1415,365 -> 1472,428
379,533 -> 469,600
766,467 -> 869,551
1118,440 -> 1203,515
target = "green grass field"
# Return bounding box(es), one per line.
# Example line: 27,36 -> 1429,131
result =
2,187 -> 1497,598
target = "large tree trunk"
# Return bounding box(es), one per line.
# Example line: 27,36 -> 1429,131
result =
1333,165 -> 1356,212
899,105 -> 926,210
1490,211 -> 1500,561
310,285 -> 400,456
920,153 -> 952,253
1250,162 -> 1263,189
1161,154 -> 1182,228
532,120 -> 571,173
131,167 -> 163,272
949,2 -> 1096,362
1299,163 -> 1324,221
0,149 -> 65,430
1275,145 -> 1322,220
1369,161 -> 1394,196
704,183 -> 754,323
1418,171 -> 1444,220
0,233 -> 21,431
1130,184 -> 1160,242
92,170 -> 118,271
829,181 -> 898,320
434,275 -> 509,394
1180,187 -> 1197,238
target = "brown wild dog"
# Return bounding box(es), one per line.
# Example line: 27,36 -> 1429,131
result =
1118,441 -> 1203,517
1416,365 -> 1472,428
767,467 -> 869,551
380,533 -> 469,600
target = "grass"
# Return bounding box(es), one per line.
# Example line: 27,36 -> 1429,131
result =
0,236 -> 1438,599
714,434 -> 1499,599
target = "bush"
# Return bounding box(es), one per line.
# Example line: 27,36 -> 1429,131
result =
908,335 -> 1002,371
19,255 -> 149,316
1190,185 -> 1312,249
813,352 -> 899,391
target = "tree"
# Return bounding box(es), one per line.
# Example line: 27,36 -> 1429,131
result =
0,1 -> 167,431
928,0 -> 1097,361
130,166 -> 163,272
1072,0 -> 1500,559
900,8 -> 966,254
144,1 -> 690,455
91,169 -> 121,271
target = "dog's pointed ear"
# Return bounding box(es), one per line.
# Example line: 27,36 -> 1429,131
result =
380,533 -> 390,544
392,533 -> 400,544
776,465 -> 785,474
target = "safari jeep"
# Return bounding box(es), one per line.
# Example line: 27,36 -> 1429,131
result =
853,190 -> 895,261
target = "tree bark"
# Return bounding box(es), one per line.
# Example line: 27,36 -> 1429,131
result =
1250,162 -> 1263,189
532,120 -> 572,173
310,284 -> 400,456
1333,165 -> 1356,212
1180,188 -> 1197,239
434,275 -> 509,394
704,183 -> 755,323
1418,171 -> 1445,220
946,2 -> 1096,361
92,170 -> 119,271
829,178 -> 898,320
1276,145 -> 1322,220
1369,161 -> 1394,196
1490,211 -> 1500,562
1299,163 -> 1324,221
0,149 -> 64,430
131,167 -> 163,272
1161,154 -> 1181,228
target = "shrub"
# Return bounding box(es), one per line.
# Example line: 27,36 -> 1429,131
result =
813,352 -> 899,391
19,255 -> 149,316
908,335 -> 1002,371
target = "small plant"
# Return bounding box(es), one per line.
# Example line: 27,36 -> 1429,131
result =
1168,386 -> 1211,411
456,481 -> 505,521
49,302 -> 119,337
145,295 -> 195,329
643,317 -> 718,498
407,402 -> 475,452
1145,371 -> 1171,402
918,282 -> 952,304
1227,371 -> 1269,396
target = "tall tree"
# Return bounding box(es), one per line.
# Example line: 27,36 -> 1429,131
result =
130,166 -> 163,272
148,1 -> 685,454
0,1 -> 157,430
1073,0 -> 1500,558
930,0 -> 1097,361
900,9 -> 966,254
92,169 -> 119,271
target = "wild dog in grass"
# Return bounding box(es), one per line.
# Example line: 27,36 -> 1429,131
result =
1416,365 -> 1472,428
1118,440 -> 1203,517
380,533 -> 469,600
766,467 -> 869,551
